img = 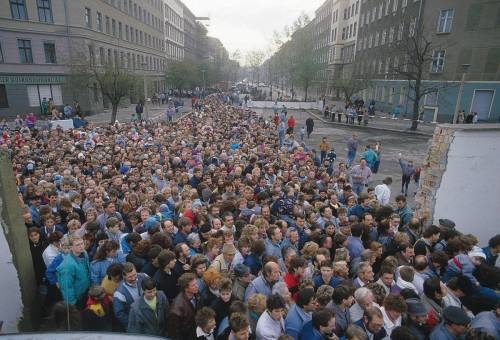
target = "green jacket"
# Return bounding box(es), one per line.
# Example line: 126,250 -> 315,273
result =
57,252 -> 90,305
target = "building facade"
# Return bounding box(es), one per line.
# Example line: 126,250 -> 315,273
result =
164,0 -> 184,61
353,0 -> 500,122
0,0 -> 218,118
310,0 -> 361,98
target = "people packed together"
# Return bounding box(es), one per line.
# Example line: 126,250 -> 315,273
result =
5,93 -> 500,340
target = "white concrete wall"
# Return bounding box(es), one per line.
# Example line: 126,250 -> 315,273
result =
433,130 -> 500,246
248,101 -> 321,110
0,197 -> 24,333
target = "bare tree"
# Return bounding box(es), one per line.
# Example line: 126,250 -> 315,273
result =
333,78 -> 370,103
69,50 -> 138,124
245,50 -> 265,84
390,19 -> 452,130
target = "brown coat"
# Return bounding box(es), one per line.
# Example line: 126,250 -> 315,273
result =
166,292 -> 200,340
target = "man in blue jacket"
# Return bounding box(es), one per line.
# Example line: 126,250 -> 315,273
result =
353,306 -> 387,340
285,288 -> 317,339
56,236 -> 90,309
299,309 -> 336,340
113,262 -> 148,330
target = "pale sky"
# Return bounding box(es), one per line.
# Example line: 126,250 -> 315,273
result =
182,0 -> 326,64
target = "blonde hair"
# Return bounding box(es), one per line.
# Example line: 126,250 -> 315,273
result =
247,293 -> 267,314
302,241 -> 320,260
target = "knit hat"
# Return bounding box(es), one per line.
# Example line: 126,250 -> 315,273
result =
442,306 -> 471,326
468,247 -> 486,260
234,264 -> 250,277
438,219 -> 456,229
405,298 -> 427,316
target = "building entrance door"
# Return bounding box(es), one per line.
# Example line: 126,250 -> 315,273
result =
470,90 -> 494,120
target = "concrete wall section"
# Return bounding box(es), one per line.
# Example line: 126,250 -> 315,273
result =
248,101 -> 321,110
0,197 -> 24,333
433,129 -> 500,245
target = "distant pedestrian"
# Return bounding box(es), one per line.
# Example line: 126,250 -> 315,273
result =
300,126 -> 305,141
363,110 -> 369,126
319,137 -> 329,163
135,102 -> 144,121
306,117 -> 314,138
373,141 -> 382,173
398,153 -> 416,196
465,112 -> 474,123
346,134 -> 359,168
392,105 -> 401,119
287,115 -> 296,135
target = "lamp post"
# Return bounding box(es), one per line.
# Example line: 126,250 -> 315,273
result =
141,62 -> 149,121
452,64 -> 471,124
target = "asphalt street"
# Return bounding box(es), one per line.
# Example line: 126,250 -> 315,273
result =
254,107 -> 433,207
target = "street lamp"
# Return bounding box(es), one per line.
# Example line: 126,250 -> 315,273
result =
453,64 -> 471,124
141,62 -> 150,121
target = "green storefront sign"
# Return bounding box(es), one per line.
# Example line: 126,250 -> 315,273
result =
0,74 -> 65,85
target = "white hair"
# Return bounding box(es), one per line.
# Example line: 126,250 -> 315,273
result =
354,287 -> 373,302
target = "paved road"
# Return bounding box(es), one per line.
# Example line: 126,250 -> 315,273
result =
86,102 -> 192,124
254,107 -> 432,207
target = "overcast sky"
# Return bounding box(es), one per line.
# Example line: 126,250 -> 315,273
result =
182,0 -> 325,64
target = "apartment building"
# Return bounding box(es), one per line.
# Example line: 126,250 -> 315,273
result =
0,0 -> 215,117
353,0 -> 500,122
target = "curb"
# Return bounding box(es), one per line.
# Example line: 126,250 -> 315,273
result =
307,111 -> 434,137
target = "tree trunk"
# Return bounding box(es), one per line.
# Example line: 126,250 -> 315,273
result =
410,80 -> 421,130
410,98 -> 420,130
111,103 -> 119,124
304,86 -> 308,101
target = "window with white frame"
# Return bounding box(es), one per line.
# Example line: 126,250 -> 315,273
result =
389,26 -> 395,42
375,32 -> 379,47
437,9 -> 454,33
381,30 -> 387,44
385,0 -> 391,15
431,50 -> 446,73
402,0 -> 407,8
372,7 -> 376,22
393,0 -> 398,12
378,3 -> 383,19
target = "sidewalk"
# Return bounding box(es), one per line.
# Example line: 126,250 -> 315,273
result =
308,110 -> 436,136
86,102 -> 192,124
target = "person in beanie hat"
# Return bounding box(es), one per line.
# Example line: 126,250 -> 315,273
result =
232,264 -> 252,301
81,285 -> 112,331
430,306 -> 471,340
403,298 -> 429,340
210,243 -> 236,274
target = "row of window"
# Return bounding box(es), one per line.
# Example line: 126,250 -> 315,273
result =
354,48 -> 445,75
88,45 -> 165,72
341,22 -> 358,40
361,2 -> 453,35
358,20 -> 415,51
166,42 -> 183,61
85,8 -> 164,52
0,39 -> 56,64
166,24 -> 184,46
344,1 -> 360,20
10,0 -> 53,22
106,0 -> 164,33
165,5 -> 183,29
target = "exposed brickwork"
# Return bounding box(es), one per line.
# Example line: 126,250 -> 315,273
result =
414,126 -> 455,224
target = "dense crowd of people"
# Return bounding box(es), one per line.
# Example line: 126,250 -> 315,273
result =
3,93 -> 499,340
